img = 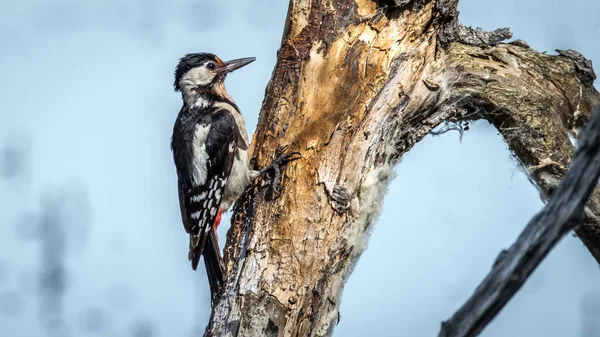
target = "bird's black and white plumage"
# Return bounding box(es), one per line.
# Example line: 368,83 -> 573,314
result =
172,107 -> 235,261
171,53 -> 257,303
170,52 -> 299,305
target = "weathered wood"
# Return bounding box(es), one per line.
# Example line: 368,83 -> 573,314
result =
438,105 -> 600,337
202,1 -> 600,336
442,43 -> 600,262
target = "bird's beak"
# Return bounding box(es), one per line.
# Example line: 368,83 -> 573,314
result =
220,57 -> 256,73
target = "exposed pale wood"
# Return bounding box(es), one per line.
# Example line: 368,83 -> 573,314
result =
438,105 -> 600,337
202,1 -> 600,336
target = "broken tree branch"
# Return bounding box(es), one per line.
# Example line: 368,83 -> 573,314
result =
442,43 -> 600,263
438,104 -> 600,337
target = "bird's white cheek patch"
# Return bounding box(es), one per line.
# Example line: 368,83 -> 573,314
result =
179,67 -> 217,105
181,67 -> 216,87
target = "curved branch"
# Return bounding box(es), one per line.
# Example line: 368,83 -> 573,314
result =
438,105 -> 600,337
442,42 -> 600,263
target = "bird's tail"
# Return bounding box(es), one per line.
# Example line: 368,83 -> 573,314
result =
201,229 -> 225,306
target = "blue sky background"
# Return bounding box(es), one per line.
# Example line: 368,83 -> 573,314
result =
0,1 -> 599,336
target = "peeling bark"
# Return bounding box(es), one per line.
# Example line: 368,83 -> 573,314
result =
203,1 -> 600,336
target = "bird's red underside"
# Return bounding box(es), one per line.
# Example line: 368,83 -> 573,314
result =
214,208 -> 223,229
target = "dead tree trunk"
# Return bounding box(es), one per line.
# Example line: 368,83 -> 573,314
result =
205,1 -> 600,336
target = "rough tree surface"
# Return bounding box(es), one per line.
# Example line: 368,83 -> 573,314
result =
204,0 -> 600,336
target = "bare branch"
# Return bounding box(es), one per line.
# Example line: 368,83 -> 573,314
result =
443,42 -> 600,264
438,105 -> 600,337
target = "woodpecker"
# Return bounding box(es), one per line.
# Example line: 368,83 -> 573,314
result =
170,52 -> 297,303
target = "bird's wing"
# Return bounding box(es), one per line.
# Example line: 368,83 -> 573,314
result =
176,109 -> 237,271
177,174 -> 225,303
185,160 -> 231,270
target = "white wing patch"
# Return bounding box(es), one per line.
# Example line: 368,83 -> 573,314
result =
190,191 -> 207,203
191,124 -> 211,186
188,174 -> 228,237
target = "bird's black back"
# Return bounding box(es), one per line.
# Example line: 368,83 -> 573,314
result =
171,104 -> 238,303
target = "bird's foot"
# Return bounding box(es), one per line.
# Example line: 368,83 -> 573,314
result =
259,146 -> 301,199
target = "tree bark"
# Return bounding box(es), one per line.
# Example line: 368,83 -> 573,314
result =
205,1 -> 600,336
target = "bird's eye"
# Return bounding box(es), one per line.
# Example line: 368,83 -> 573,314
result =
206,62 -> 216,70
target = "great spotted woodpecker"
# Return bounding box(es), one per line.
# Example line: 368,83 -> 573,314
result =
170,52 -> 297,303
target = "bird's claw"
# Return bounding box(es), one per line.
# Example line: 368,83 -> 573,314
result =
262,146 -> 301,199
273,146 -> 302,167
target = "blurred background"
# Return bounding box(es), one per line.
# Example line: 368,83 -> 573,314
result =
0,0 -> 599,336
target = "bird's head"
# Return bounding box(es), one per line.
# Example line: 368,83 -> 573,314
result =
174,53 -> 255,93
